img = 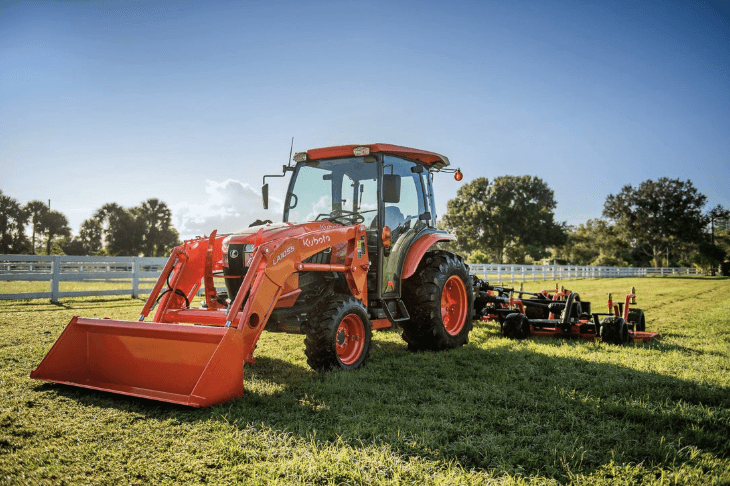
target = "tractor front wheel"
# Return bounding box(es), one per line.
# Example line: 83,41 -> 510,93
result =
401,251 -> 474,351
304,297 -> 372,371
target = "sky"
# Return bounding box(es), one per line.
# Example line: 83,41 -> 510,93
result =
1,0 -> 729,240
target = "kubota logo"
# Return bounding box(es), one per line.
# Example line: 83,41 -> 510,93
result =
272,246 -> 295,265
303,234 -> 331,247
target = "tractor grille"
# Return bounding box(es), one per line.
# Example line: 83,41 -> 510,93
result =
223,246 -> 333,300
302,247 -> 332,265
223,243 -> 249,300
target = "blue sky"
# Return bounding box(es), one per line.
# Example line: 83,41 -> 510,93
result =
1,0 -> 728,240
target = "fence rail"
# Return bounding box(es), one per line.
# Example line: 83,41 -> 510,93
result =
1,255 -> 701,303
468,263 -> 700,283
0,255 -> 168,303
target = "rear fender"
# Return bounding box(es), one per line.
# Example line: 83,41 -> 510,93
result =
401,231 -> 457,280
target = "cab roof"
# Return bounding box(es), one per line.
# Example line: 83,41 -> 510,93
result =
304,143 -> 450,169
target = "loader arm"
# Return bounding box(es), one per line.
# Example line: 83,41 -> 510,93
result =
225,223 -> 369,363
147,223 -> 370,361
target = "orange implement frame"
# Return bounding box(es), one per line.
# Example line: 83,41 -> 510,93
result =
31,224 -> 369,407
478,281 -> 660,344
520,291 -> 660,343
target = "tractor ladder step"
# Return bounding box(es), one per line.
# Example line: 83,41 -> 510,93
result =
381,298 -> 411,323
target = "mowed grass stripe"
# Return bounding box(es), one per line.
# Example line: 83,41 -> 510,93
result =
0,277 -> 728,485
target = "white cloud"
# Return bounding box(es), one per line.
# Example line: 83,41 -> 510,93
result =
172,179 -> 283,239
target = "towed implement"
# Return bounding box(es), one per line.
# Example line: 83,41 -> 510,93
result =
31,144 -> 474,407
474,281 -> 659,344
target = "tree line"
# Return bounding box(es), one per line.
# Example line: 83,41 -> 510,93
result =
2,177 -> 729,272
440,176 -> 729,274
0,190 -> 180,257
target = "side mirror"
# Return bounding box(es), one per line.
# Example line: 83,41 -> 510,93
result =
262,183 -> 269,210
383,174 -> 401,203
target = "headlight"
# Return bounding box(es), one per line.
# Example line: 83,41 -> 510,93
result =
244,244 -> 254,265
222,239 -> 230,266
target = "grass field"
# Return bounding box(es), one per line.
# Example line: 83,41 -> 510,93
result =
1,277 -> 729,485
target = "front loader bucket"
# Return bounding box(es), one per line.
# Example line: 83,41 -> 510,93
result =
31,317 -> 244,407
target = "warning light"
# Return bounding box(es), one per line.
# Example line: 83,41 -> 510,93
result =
382,226 -> 391,249
454,169 -> 463,181
353,146 -> 370,156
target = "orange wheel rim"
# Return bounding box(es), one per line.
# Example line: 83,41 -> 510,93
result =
441,275 -> 467,336
336,313 -> 365,365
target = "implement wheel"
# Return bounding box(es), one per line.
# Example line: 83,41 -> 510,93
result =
304,297 -> 372,371
628,308 -> 646,332
502,313 -> 530,339
600,316 -> 630,345
401,251 -> 474,351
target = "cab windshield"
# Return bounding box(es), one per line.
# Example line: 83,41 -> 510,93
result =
284,157 -> 379,226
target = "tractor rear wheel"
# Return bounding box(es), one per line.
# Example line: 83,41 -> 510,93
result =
304,297 -> 372,371
401,251 -> 474,351
628,308 -> 646,332
600,316 -> 630,345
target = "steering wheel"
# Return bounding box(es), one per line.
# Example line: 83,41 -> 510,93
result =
326,209 -> 365,226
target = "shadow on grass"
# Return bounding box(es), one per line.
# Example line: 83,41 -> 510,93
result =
0,296 -> 144,313
33,334 -> 730,478
650,339 -> 730,358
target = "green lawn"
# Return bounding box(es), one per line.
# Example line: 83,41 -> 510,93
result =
1,277 -> 729,485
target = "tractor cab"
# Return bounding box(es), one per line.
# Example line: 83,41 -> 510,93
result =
270,144 -> 448,306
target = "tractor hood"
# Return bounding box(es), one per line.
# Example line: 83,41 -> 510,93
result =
221,220 -> 344,255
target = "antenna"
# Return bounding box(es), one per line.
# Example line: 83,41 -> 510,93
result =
287,137 -> 294,167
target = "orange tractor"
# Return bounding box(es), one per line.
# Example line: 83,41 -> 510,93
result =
31,144 -> 474,407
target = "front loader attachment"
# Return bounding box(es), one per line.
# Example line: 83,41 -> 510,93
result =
31,223 -> 370,407
31,317 -> 244,407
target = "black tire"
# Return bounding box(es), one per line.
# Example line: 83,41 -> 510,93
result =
628,308 -> 646,332
502,312 -> 530,339
303,297 -> 372,371
600,316 -> 629,345
524,297 -> 550,320
401,250 -> 474,351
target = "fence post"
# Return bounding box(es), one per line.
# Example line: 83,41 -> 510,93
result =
51,255 -> 60,304
132,259 -> 139,299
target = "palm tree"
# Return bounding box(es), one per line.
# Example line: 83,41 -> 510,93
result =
138,198 -> 179,256
0,190 -> 30,254
24,200 -> 49,254
39,211 -> 71,255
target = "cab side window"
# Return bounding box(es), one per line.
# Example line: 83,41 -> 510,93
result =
383,157 -> 427,243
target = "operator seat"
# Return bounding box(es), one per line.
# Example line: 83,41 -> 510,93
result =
383,205 -> 405,230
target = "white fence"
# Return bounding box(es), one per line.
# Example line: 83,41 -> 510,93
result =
468,264 -> 700,283
0,255 -> 702,303
0,255 -> 168,303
